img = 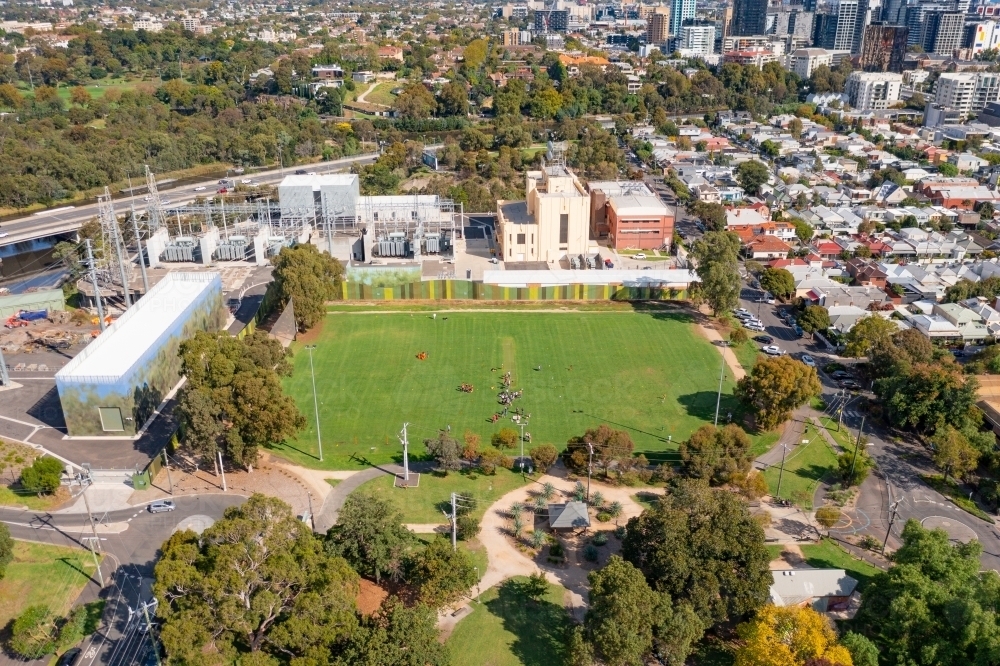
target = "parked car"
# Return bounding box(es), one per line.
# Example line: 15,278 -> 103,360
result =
148,500 -> 175,513
241,178 -> 252,184
839,379 -> 861,390
800,354 -> 816,367
57,648 -> 82,666
830,370 -> 850,380
604,259 -> 614,268
734,308 -> 751,316
746,322 -> 766,332
634,253 -> 647,260
217,187 -> 228,194
763,345 -> 784,356
194,186 -> 207,191
754,335 -> 774,344
794,325 -> 805,338
294,169 -> 307,175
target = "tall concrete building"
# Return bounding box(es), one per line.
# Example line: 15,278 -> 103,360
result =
669,0 -> 697,37
680,24 -> 717,52
733,0 -> 768,36
790,47 -> 833,77
858,23 -> 908,71
846,71 -> 903,109
918,11 -> 964,54
770,9 -> 816,43
534,8 -> 569,32
934,72 -> 1000,117
967,20 -> 1000,58
832,0 -> 860,51
905,2 -> 951,47
647,7 -> 671,44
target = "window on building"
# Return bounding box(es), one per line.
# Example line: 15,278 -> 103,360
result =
98,407 -> 125,432
560,214 -> 568,243
517,233 -> 526,244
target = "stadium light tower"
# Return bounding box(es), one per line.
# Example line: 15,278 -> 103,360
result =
305,345 -> 323,462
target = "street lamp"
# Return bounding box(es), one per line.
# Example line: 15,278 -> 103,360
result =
305,345 -> 323,462
519,422 -> 525,479
473,566 -> 480,603
714,342 -> 728,427
586,443 -> 594,502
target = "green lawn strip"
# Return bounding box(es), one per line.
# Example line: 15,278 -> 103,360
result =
632,491 -> 662,511
325,302 -> 681,313
53,78 -> 147,101
364,81 -> 398,106
275,311 -> 769,470
766,544 -> 785,561
447,576 -> 572,666
355,468 -> 531,523
731,341 -> 760,372
325,479 -> 340,488
749,431 -> 780,459
800,538 -> 882,592
0,486 -> 67,511
762,434 -> 840,508
919,474 -> 993,522
0,541 -> 101,629
817,416 -> 857,452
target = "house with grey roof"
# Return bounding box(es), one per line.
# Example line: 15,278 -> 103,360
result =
770,569 -> 859,616
547,502 -> 590,530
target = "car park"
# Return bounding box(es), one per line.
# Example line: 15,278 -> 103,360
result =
800,354 -> 816,367
148,500 -> 175,513
754,335 -> 774,344
763,345 -> 784,355
746,321 -> 765,331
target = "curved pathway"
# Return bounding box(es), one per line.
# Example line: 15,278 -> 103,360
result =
313,462 -> 433,533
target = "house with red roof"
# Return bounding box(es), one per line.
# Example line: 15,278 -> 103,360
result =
811,241 -> 844,260
745,235 -> 792,259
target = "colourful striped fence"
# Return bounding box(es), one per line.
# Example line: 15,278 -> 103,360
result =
341,280 -> 689,301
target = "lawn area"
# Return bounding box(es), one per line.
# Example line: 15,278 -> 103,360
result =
818,416 -> 856,451
762,434 -> 840,508
276,310 -> 769,470
52,78 -> 150,101
0,541 -> 101,629
800,538 -> 882,591
447,576 -> 572,666
355,468 -> 532,523
731,340 -> 760,372
365,81 -> 398,106
766,544 -> 785,561
0,486 -> 68,511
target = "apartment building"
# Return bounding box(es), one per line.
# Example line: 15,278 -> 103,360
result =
845,71 -> 903,110
679,25 -> 716,53
933,72 -> 1000,117
789,48 -> 832,78
646,8 -> 671,45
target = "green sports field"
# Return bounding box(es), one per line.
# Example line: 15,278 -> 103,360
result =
274,310 -> 763,470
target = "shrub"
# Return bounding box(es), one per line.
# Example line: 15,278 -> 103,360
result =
512,516 -> 524,538
858,534 -> 880,551
500,455 -> 515,470
491,428 -> 519,449
596,511 -> 611,522
534,496 -> 547,512
607,501 -> 623,518
509,502 -> 523,519
549,541 -> 564,558
457,514 -> 480,540
19,457 -> 63,495
9,606 -> 57,659
815,505 -> 842,529
531,529 -> 547,549
541,482 -> 556,500
590,491 -> 605,508
592,532 -> 609,546
479,447 -> 503,475
583,544 -> 599,561
573,481 -> 586,502
529,444 -> 558,472
614,526 -> 626,539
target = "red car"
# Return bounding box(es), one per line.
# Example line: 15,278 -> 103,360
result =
217,187 -> 228,194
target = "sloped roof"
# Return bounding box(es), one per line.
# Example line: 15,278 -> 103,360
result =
548,502 -> 590,529
770,569 -> 858,607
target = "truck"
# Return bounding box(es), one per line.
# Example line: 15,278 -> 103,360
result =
18,309 -> 47,321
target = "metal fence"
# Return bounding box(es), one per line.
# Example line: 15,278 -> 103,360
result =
341,279 -> 690,302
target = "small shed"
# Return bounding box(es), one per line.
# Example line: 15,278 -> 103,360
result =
769,569 -> 858,614
547,502 -> 590,530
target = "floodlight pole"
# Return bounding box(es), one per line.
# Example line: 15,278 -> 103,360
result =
306,345 -> 323,462
519,422 -> 525,479
86,239 -> 106,332
714,342 -> 727,427
775,444 -> 789,497
162,449 -> 173,495
218,450 -> 227,492
400,423 -> 410,482
587,443 -> 594,502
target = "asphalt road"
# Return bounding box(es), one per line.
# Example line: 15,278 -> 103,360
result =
0,494 -> 245,666
0,147 -> 444,248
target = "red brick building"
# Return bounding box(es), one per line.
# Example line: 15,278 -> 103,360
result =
604,194 -> 674,250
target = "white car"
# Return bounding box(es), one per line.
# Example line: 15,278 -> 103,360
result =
734,308 -> 750,316
634,253 -> 647,260
194,186 -> 207,191
143,196 -> 152,202
241,178 -> 252,184
763,345 -> 784,356
307,171 -> 318,176
746,322 -> 766,332
800,354 -> 816,367
0,232 -> 8,238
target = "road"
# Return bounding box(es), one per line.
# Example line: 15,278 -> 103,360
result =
738,280 -> 1000,570
0,494 -> 245,666
0,147 -> 450,248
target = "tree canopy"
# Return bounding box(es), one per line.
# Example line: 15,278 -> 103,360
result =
760,267 -> 795,299
735,604 -> 853,666
843,315 -> 898,358
679,423 -> 753,485
736,161 -> 771,196
271,243 -> 345,332
735,355 -> 821,430
325,492 -> 412,584
692,231 -> 743,315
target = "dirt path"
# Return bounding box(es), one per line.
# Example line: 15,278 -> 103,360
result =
694,320 -> 746,380
354,83 -> 373,104
470,464 -> 662,622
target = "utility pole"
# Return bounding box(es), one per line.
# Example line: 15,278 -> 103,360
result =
307,492 -> 314,531
82,537 -> 104,587
882,499 -> 901,554
305,345 -> 322,462
451,492 -> 457,551
218,451 -> 227,492
101,188 -> 131,307
141,601 -> 162,666
162,449 -> 173,495
399,423 -> 410,482
519,422 -> 525,479
586,443 -> 594,502
849,415 -> 867,482
130,203 -> 150,295
85,239 -> 106,332
775,444 -> 789,497
714,342 -> 727,427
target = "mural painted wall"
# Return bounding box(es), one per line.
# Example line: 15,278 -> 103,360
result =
56,276 -> 226,436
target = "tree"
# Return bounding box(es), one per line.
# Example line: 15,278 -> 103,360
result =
0,523 -> 12,580
689,201 -> 728,231
735,604 -> 853,666
622,480 -> 771,628
393,83 -> 436,119
815,505 -> 841,529
334,598 -> 448,666
931,425 -> 980,483
326,493 -> 412,584
759,267 -> 795,299
840,632 -> 879,666
691,231 -> 742,315
938,162 -> 959,176
585,556 -> 659,666
19,457 -> 63,494
730,326 -> 749,346
9,606 -> 58,659
838,441 -> 874,487
798,305 -> 831,334
406,537 -> 477,607
854,520 -> 997,666
759,140 -> 780,159
69,85 -> 91,107
153,495 -> 359,663
843,315 -> 898,358
491,427 -> 519,449
736,161 -> 771,196
177,331 -> 304,468
271,243 -> 344,332
792,218 -> 814,242
437,80 -> 468,116
679,424 -> 753,485
564,425 -> 635,476
530,444 -> 558,472
424,432 -> 462,473
0,82 -> 24,108
736,356 -> 821,431
877,363 -> 978,435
